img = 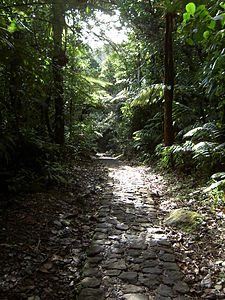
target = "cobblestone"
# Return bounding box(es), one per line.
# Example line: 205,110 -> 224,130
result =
76,157 -> 192,299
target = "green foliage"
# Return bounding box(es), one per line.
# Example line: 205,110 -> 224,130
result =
156,123 -> 225,175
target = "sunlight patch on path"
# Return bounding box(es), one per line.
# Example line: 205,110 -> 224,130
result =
77,156 -> 191,300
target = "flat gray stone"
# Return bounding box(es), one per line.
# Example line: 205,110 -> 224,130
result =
116,223 -> 129,230
83,267 -> 101,278
127,249 -> 141,257
86,245 -> 103,256
163,270 -> 182,285
95,228 -> 108,233
129,241 -> 147,250
104,269 -> 121,276
138,274 -> 159,289
155,296 -> 171,300
86,256 -> 103,265
157,284 -> 174,297
80,277 -> 101,288
93,232 -> 108,240
142,260 -> 157,268
160,253 -> 175,262
142,266 -> 162,274
78,288 -> 104,300
173,281 -> 189,293
163,262 -> 179,271
122,285 -> 145,293
104,260 -> 126,270
123,294 -> 149,300
119,272 -> 138,284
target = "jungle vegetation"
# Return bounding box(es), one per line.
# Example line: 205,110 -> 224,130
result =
0,0 -> 224,199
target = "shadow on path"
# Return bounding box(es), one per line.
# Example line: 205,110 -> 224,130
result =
77,154 -> 192,300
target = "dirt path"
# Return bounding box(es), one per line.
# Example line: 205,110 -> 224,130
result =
76,156 -> 191,300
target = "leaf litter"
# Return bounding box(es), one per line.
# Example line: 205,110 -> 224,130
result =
0,159 -> 107,300
143,166 -> 225,299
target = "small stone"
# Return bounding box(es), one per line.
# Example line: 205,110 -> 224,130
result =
93,232 -> 108,240
123,294 -> 149,300
104,260 -> 126,270
86,244 -> 103,256
157,284 -> 174,297
122,285 -> 145,293
119,272 -> 138,284
160,254 -> 175,262
155,296 -> 171,300
127,249 -> 140,257
83,267 -> 101,277
138,274 -> 159,289
142,260 -> 157,268
28,297 -> 40,300
173,281 -> 189,293
163,262 -> 179,271
130,241 -> 147,250
142,266 -> 162,274
78,288 -> 104,300
116,223 -> 129,230
104,269 -> 121,276
80,277 -> 101,288
86,256 -> 103,265
163,271 -> 182,285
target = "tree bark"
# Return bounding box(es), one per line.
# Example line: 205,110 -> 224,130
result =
52,0 -> 65,145
164,12 -> 174,146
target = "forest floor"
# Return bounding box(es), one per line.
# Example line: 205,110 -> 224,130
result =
0,155 -> 224,299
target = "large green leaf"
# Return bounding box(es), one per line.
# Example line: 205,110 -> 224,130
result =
186,2 -> 196,16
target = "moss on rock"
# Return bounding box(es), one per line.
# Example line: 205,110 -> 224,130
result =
165,208 -> 203,231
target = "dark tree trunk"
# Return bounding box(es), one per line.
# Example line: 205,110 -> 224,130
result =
137,51 -> 142,86
52,0 -> 65,145
164,12 -> 174,146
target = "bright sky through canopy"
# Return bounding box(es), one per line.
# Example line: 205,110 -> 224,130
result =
83,10 -> 128,48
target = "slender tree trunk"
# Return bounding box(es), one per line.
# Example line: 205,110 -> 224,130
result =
52,0 -> 65,145
164,12 -> 174,146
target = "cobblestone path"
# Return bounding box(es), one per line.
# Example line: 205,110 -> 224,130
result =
77,157 -> 191,300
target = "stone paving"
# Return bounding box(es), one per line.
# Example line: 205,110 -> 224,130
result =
77,158 -> 192,300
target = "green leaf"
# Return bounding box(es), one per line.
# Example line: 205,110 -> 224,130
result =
187,38 -> 194,45
183,12 -> 191,23
186,2 -> 196,16
203,30 -> 210,39
8,20 -> 17,33
208,20 -> 216,30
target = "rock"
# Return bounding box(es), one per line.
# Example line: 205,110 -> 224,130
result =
77,288 -> 104,300
173,281 -> 189,293
142,266 -> 162,274
129,241 -> 147,250
142,259 -> 157,268
138,274 -> 159,289
104,269 -> 121,276
122,285 -> 145,293
127,249 -> 141,257
80,277 -> 101,288
116,223 -> 129,230
104,259 -> 126,270
160,253 -> 175,262
83,267 -> 101,277
86,244 -> 103,256
157,284 -> 174,297
163,271 -> 182,285
123,294 -> 149,300
119,272 -> 138,284
165,208 -> 202,229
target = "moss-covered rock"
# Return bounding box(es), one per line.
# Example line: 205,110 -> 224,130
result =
165,208 -> 203,231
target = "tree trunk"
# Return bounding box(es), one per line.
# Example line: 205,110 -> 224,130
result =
164,12 -> 174,146
52,0 -> 65,145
